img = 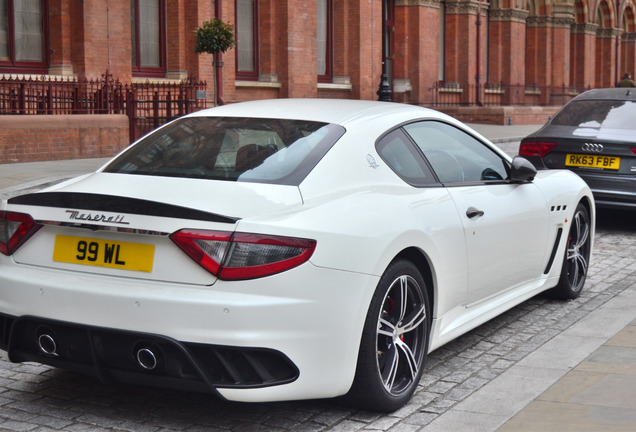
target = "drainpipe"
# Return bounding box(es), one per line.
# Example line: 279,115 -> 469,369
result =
616,32 -> 620,86
475,0 -> 483,106
215,1 -> 225,105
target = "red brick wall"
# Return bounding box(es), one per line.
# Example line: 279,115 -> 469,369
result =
394,3 -> 440,104
488,17 -> 527,86
443,8 -> 483,85
48,0 -> 73,75
621,39 -> 636,79
595,34 -> 617,87
69,0 -> 132,81
278,1 -> 318,98
0,115 -> 129,164
570,27 -> 597,89
551,25 -> 570,87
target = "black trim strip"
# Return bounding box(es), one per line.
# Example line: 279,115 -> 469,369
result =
544,228 -> 563,274
8,192 -> 239,224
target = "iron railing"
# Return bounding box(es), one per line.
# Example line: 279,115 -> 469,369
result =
430,82 -> 592,107
0,72 -> 208,142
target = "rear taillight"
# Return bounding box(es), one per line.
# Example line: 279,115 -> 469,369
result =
170,230 -> 316,280
519,141 -> 558,158
0,211 -> 41,255
631,147 -> 636,156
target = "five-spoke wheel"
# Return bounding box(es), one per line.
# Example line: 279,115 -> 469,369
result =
552,202 -> 591,299
345,260 -> 430,412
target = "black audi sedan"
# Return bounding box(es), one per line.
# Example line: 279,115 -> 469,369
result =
519,88 -> 636,209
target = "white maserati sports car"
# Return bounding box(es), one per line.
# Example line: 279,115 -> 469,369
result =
0,99 -> 594,411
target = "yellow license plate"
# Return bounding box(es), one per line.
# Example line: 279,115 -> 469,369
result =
565,154 -> 620,170
53,235 -> 155,272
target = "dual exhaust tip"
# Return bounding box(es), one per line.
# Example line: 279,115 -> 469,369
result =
36,330 -> 162,371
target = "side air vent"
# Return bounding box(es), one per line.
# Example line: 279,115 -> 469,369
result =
544,228 -> 563,274
550,205 -> 568,212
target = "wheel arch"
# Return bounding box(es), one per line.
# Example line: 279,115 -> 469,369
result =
393,247 -> 435,321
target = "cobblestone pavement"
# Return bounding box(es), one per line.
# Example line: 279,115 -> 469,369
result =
2,170 -> 635,430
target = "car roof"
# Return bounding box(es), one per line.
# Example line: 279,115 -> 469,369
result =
572,88 -> 636,102
187,98 -> 448,126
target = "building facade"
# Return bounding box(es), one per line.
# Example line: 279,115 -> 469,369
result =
2,0 -> 634,105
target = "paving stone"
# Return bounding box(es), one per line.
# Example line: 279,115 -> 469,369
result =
1,210 -> 635,432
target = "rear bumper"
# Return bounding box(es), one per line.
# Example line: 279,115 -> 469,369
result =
525,161 -> 636,209
0,314 -> 298,396
0,258 -> 378,402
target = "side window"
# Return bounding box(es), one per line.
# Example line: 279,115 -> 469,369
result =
376,129 -> 435,187
403,121 -> 509,184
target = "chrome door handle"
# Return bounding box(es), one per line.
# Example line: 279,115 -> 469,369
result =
466,207 -> 484,219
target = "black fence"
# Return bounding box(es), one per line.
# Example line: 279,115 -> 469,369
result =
430,82 -> 591,107
0,71 -> 208,142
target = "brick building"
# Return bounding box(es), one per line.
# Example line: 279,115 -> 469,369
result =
3,0 -> 635,103
1,0 -> 635,162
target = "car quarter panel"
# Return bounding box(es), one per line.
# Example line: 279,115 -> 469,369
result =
235,184 -> 469,322
531,169 -> 596,273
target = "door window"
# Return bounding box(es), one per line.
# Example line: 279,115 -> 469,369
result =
403,121 -> 509,184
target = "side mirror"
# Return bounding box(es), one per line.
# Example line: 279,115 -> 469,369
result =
510,156 -> 537,182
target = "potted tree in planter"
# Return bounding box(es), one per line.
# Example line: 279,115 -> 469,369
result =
195,18 -> 235,106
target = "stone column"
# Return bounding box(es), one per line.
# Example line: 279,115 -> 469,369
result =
394,0 -> 442,104
488,8 -> 529,86
620,33 -> 636,81
570,23 -> 597,90
595,28 -> 618,88
49,0 -> 73,76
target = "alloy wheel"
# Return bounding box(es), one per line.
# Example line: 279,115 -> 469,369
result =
376,274 -> 427,396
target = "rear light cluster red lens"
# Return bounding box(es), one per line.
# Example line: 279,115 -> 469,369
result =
631,148 -> 636,156
0,211 -> 41,255
170,229 -> 317,280
519,141 -> 558,158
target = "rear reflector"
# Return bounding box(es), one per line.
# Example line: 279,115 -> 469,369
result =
0,211 -> 41,255
519,141 -> 558,158
170,230 -> 316,280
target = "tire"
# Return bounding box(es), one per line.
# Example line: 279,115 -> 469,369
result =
551,203 -> 591,300
344,260 -> 430,412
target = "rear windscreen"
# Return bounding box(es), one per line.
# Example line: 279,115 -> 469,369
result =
104,117 -> 345,185
551,100 -> 636,130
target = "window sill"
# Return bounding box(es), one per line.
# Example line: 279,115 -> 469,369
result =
132,77 -> 183,85
318,82 -> 353,91
393,79 -> 412,93
0,73 -> 77,81
236,80 -> 282,89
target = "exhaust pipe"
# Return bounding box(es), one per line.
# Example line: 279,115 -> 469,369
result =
37,333 -> 58,356
136,347 -> 159,370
